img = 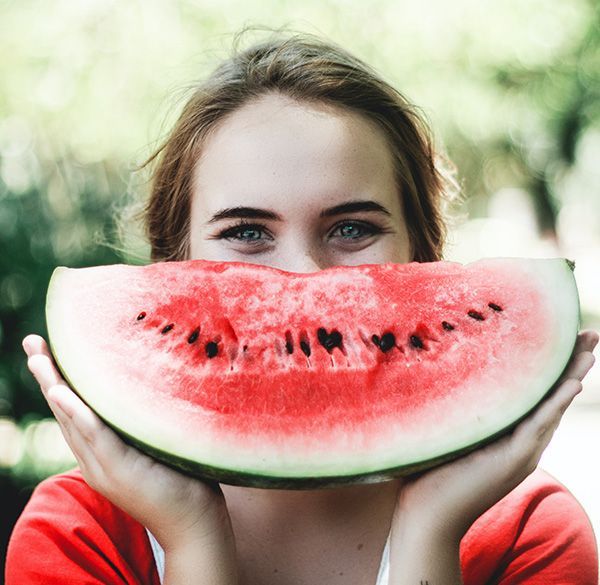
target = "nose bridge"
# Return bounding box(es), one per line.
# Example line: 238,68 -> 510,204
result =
279,235 -> 325,274
285,249 -> 323,274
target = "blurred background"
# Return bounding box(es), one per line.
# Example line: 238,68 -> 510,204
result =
1,0 -> 599,578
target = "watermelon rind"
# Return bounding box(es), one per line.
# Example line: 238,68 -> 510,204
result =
45,257 -> 580,489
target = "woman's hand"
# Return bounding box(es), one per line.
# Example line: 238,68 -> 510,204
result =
23,334 -> 238,583
394,329 -> 598,542
387,330 -> 597,584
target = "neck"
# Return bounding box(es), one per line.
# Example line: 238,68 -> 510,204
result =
221,478 -> 402,538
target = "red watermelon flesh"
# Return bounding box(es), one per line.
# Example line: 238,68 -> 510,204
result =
45,258 -> 579,487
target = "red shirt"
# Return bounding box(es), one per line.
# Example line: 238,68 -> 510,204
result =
5,467 -> 598,584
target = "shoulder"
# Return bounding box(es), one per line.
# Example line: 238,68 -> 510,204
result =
5,467 -> 160,585
460,467 -> 598,584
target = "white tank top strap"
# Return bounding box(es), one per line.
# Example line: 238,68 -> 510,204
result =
146,528 -> 166,583
375,529 -> 391,585
145,527 -> 391,585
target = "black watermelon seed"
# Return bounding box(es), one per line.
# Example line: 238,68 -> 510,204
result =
371,334 -> 381,348
330,332 -> 342,350
442,321 -> 455,331
317,328 -> 328,344
242,344 -> 248,352
379,332 -> 396,353
300,340 -> 311,357
410,335 -> 424,349
317,328 -> 343,351
161,323 -> 174,334
467,310 -> 485,321
136,312 -> 146,321
285,331 -> 294,354
488,303 -> 503,312
187,327 -> 200,344
205,341 -> 218,358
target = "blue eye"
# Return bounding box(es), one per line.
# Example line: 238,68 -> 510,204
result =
237,227 -> 261,240
331,221 -> 381,241
218,221 -> 272,244
340,224 -> 363,238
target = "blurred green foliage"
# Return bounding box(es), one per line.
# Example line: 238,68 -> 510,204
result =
0,161 -> 124,419
1,0 -> 599,577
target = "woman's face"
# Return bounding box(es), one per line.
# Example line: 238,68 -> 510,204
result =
189,92 -> 411,272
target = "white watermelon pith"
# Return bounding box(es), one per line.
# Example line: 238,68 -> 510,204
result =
46,258 -> 579,488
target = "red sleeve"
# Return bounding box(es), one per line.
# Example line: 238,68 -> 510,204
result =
5,468 -> 160,585
460,468 -> 598,585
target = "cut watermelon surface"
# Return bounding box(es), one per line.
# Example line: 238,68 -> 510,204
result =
46,258 -> 579,488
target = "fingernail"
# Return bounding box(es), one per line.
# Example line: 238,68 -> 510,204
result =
22,339 -> 32,357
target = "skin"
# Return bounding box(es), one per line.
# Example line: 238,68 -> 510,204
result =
23,93 -> 598,585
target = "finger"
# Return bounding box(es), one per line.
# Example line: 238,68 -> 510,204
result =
49,384 -> 109,446
25,336 -> 141,492
27,354 -> 68,396
48,385 -> 131,471
570,330 -> 599,357
50,399 -> 91,469
47,386 -> 107,480
503,378 -> 581,479
49,385 -> 152,496
25,337 -> 130,467
23,334 -> 53,358
45,390 -> 100,477
559,351 -> 596,385
557,331 -> 598,385
515,378 -> 582,445
572,351 -> 595,381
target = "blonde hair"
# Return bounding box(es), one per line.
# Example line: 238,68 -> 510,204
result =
134,28 -> 460,263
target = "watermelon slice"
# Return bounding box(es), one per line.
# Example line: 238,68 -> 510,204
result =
45,258 -> 579,488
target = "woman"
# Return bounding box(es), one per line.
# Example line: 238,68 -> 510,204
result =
7,30 -> 598,584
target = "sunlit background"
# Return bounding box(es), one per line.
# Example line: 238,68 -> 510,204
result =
1,0 -> 599,578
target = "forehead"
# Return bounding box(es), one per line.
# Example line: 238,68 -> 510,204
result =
192,92 -> 399,215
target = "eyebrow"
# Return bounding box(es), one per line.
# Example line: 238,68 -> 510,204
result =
206,206 -> 280,224
320,200 -> 392,218
205,200 -> 392,224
